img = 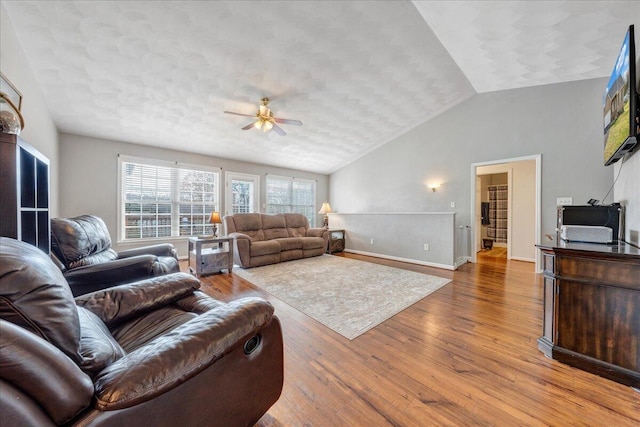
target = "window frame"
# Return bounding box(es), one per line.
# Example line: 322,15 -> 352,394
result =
265,174 -> 317,226
117,155 -> 221,243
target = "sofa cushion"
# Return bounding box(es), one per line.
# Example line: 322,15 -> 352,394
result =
51,215 -> 117,269
250,240 -> 282,257
275,238 -> 303,251
77,306 -> 126,375
0,237 -> 82,364
284,213 -> 309,237
261,215 -> 289,240
231,214 -> 265,241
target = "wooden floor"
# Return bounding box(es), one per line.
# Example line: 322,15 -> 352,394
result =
190,253 -> 640,426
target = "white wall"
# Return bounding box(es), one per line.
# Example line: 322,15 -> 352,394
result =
330,78 -> 612,263
59,133 -> 329,257
1,6 -> 59,216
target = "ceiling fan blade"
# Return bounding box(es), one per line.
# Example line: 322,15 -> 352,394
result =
241,122 -> 256,130
224,111 -> 256,118
273,117 -> 302,126
272,123 -> 286,136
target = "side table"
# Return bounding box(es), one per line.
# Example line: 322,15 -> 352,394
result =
188,236 -> 234,277
327,229 -> 345,254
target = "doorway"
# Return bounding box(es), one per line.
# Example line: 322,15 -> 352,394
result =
477,172 -> 509,259
470,155 -> 541,270
225,172 -> 260,216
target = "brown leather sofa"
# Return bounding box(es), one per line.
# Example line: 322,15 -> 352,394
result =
224,213 -> 329,268
0,237 -> 284,426
50,215 -> 180,296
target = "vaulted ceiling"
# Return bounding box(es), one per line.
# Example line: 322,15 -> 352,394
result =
3,1 -> 638,173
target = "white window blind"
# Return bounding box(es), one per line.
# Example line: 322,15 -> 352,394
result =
266,175 -> 316,226
118,156 -> 220,241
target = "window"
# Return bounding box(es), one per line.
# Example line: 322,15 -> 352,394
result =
118,155 -> 220,241
225,172 -> 260,215
266,174 -> 316,226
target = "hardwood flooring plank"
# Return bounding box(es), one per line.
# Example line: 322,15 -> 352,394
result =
184,254 -> 640,426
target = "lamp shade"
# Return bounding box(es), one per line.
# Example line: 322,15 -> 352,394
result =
318,202 -> 332,215
209,211 -> 222,224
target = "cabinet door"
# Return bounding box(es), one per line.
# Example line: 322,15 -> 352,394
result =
557,280 -> 639,371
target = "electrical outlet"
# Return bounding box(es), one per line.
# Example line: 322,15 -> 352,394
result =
423,243 -> 429,251
557,197 -> 573,206
370,238 -> 374,245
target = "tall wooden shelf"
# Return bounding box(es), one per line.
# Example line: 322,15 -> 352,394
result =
0,133 -> 50,254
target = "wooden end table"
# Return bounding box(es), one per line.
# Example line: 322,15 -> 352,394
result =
327,229 -> 345,254
188,236 -> 234,277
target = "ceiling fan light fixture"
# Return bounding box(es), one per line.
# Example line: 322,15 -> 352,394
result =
263,120 -> 273,132
254,119 -> 263,129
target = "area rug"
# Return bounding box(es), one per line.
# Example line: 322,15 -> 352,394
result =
234,255 -> 451,340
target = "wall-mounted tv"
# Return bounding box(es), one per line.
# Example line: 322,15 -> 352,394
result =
603,25 -> 638,166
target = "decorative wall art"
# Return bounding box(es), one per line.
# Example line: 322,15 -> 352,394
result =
0,72 -> 24,134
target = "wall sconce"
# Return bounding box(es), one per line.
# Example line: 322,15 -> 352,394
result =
427,183 -> 441,192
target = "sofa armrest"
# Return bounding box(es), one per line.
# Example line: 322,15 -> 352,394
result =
75,273 -> 201,327
0,320 -> 94,425
307,228 -> 330,247
228,232 -> 251,241
118,243 -> 178,260
63,255 -> 161,296
228,232 -> 251,267
92,297 -> 275,410
306,228 -> 327,238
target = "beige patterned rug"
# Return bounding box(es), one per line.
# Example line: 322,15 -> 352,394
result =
234,255 -> 451,340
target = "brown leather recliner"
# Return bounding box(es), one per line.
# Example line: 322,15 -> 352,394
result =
0,237 -> 284,426
50,215 -> 180,296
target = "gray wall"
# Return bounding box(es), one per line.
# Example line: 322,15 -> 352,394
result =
1,6 -> 60,216
59,133 -> 329,257
329,212 -> 456,269
330,78 -> 613,261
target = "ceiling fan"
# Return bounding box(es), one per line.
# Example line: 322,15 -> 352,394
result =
224,97 -> 302,136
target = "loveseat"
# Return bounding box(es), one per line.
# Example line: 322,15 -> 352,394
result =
0,237 -> 284,426
50,215 -> 180,296
224,213 -> 329,268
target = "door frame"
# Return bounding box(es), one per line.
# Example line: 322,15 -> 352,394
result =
225,172 -> 261,216
469,154 -> 541,271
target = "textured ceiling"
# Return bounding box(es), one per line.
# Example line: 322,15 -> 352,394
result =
2,1 -> 638,174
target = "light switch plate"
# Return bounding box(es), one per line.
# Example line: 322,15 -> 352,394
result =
557,197 -> 573,206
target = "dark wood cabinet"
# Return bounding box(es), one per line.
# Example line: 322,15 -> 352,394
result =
327,229 -> 345,254
0,133 -> 50,253
537,241 -> 640,387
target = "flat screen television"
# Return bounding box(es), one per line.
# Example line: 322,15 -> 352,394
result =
603,25 -> 638,166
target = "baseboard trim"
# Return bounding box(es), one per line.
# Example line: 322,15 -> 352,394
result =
509,256 -> 535,263
344,249 -> 456,271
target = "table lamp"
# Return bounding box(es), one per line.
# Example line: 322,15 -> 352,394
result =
318,202 -> 332,229
209,211 -> 222,237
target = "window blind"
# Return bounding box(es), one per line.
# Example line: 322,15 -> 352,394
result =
119,156 -> 220,241
266,175 -> 316,226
